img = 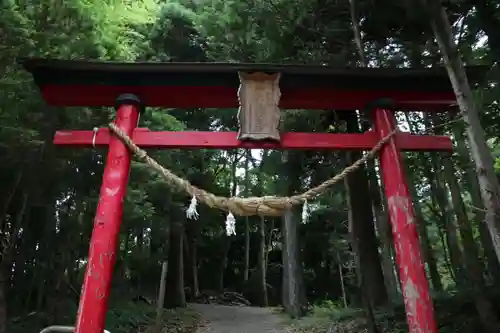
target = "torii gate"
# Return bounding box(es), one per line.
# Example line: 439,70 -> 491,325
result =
20,58 -> 485,333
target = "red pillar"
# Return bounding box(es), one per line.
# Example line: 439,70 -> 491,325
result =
373,107 -> 438,333
75,94 -> 141,333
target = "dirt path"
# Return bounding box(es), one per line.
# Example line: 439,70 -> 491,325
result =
192,303 -> 287,333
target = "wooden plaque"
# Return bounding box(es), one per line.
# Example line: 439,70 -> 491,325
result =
237,72 -> 281,141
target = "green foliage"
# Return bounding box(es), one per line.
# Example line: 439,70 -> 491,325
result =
9,301 -> 201,333
2,0 -> 500,332
106,302 -> 201,333
309,300 -> 361,321
287,291 -> 500,333
285,302 -> 365,333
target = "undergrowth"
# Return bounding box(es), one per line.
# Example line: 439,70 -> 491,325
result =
286,290 -> 500,333
9,300 -> 201,333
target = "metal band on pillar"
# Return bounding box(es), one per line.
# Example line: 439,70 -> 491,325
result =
114,93 -> 144,113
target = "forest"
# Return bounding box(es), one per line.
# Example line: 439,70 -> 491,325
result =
3,0 -> 500,332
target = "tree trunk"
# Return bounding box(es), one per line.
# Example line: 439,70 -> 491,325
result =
425,157 -> 465,284
341,111 -> 388,307
433,215 -> 454,278
0,170 -> 23,232
450,119 -> 500,283
254,155 -> 268,306
35,206 -> 54,311
281,209 -> 306,317
349,0 -> 366,67
409,182 -> 443,292
0,188 -> 23,333
164,221 -> 186,308
265,219 -> 274,269
429,112 -> 500,330
216,151 -> 239,292
347,187 -> 380,333
244,150 -> 251,283
337,251 -> 348,308
0,270 -> 6,333
404,113 -> 443,291
280,150 -> 306,317
441,151 -> 500,331
182,231 -> 191,299
191,236 -> 199,298
425,0 -> 500,265
348,0 -> 398,301
156,261 -> 168,324
216,238 -> 230,292
256,216 -> 268,306
367,161 -> 399,300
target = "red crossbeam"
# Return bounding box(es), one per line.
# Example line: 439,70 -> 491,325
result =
54,128 -> 452,151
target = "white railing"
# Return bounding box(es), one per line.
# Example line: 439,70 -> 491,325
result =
39,326 -> 111,333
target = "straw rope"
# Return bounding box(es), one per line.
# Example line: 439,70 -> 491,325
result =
109,123 -> 397,216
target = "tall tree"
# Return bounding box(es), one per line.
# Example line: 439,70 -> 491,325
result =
420,0 -> 500,265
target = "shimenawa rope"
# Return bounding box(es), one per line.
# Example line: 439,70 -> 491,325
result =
108,123 -> 397,218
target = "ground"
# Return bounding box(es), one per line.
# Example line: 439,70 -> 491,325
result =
192,303 -> 286,333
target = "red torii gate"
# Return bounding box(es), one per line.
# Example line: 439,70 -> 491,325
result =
20,58 -> 485,333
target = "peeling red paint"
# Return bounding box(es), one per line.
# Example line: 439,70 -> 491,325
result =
374,108 -> 437,333
74,104 -> 139,333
